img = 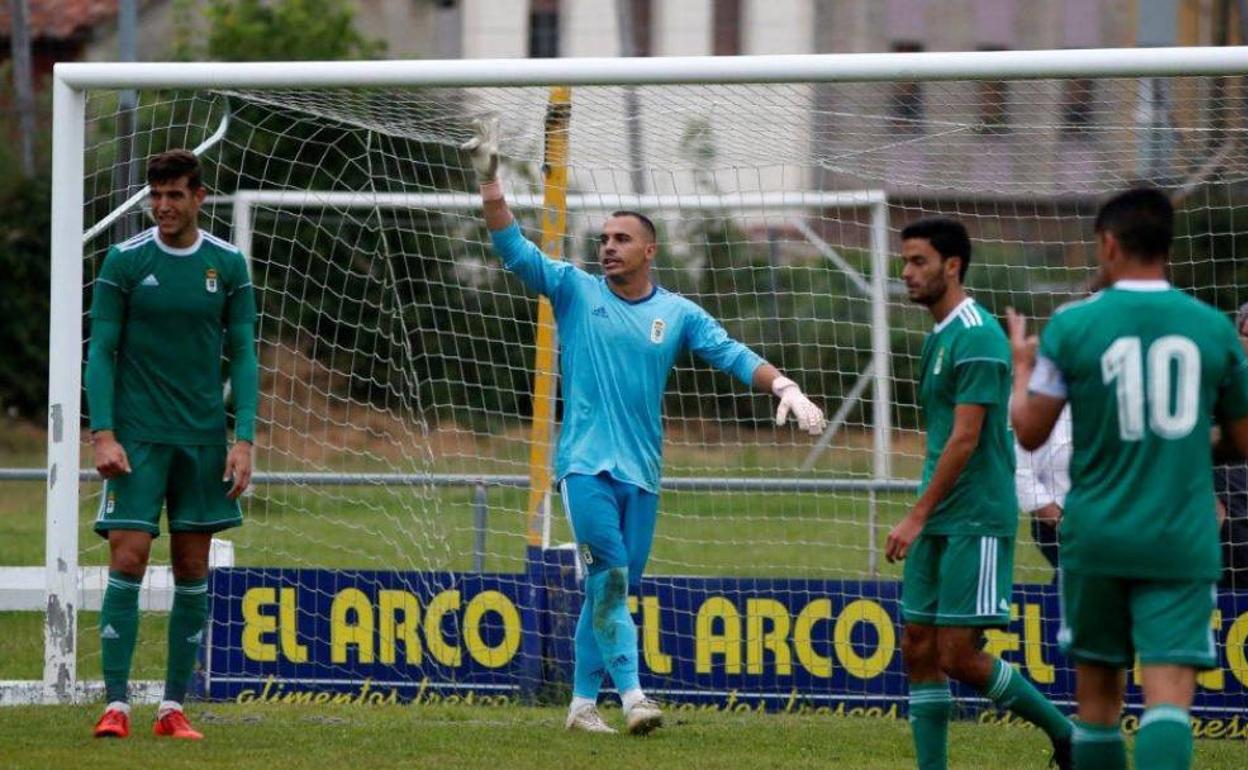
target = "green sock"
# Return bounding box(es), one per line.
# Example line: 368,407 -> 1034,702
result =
982,658 -> 1073,742
1135,705 -> 1192,770
1073,719 -> 1127,770
100,571 -> 142,704
163,577 -> 209,703
908,682 -> 952,770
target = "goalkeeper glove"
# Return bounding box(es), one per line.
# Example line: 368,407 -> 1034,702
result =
461,115 -> 500,183
772,376 -> 827,436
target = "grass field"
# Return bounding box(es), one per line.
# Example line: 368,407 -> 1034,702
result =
3,701 -> 1246,770
0,425 -> 1104,770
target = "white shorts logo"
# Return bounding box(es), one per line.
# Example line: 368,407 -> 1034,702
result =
650,318 -> 666,344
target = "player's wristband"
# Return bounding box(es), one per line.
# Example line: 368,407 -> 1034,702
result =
771,376 -> 797,397
480,179 -> 503,201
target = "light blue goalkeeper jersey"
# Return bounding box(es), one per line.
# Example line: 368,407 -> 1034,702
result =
491,222 -> 765,494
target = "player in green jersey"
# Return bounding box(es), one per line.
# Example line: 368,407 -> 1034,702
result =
85,150 -> 258,740
1009,188 -> 1248,770
888,218 -> 1073,770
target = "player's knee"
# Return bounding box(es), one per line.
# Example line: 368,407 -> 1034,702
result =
599,567 -> 627,605
901,626 -> 936,667
109,545 -> 149,577
936,642 -> 976,681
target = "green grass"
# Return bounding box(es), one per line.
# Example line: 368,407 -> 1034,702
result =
0,611 -> 170,681
1,478 -> 1053,578
2,702 -> 1244,770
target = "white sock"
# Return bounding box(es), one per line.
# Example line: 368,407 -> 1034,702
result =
157,699 -> 183,718
105,701 -> 130,715
569,696 -> 597,715
621,688 -> 646,712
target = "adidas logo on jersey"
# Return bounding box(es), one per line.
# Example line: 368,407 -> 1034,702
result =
592,306 -> 607,318
101,624 -> 119,640
140,274 -> 160,287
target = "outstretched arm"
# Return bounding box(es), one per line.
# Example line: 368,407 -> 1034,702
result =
752,363 -> 827,436
685,308 -> 826,436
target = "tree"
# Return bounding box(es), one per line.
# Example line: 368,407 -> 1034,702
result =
173,0 -> 386,62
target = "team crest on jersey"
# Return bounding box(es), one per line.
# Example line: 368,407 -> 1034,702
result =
650,318 -> 666,344
205,268 -> 219,293
933,347 -> 946,375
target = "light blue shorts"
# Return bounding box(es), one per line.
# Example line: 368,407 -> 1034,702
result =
558,471 -> 659,589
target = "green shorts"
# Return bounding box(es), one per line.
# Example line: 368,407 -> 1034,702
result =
1058,571 -> 1217,669
901,533 -> 1015,627
93,441 -> 243,538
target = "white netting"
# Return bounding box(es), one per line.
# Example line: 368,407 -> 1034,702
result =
71,73 -> 1248,711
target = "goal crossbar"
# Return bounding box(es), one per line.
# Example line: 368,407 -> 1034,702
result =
54,46 -> 1248,90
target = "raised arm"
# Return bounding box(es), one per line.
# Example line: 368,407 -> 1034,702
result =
1007,308 -> 1066,451
461,115 -> 513,232
462,115 -> 575,303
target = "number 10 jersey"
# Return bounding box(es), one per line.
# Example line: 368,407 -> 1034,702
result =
1032,281 -> 1248,580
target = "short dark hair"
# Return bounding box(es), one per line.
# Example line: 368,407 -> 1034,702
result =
147,149 -> 202,190
1093,187 -> 1173,262
901,217 -> 972,281
609,210 -> 657,242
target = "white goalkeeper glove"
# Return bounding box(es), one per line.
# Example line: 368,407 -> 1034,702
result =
460,115 -> 500,183
772,376 -> 827,436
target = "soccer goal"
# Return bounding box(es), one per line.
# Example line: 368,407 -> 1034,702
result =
17,48 -> 1248,722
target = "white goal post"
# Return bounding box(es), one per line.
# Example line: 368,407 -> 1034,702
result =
31,47 -> 1248,710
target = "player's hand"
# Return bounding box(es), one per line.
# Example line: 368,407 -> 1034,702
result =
885,512 -> 925,563
460,115 -> 500,183
772,377 -> 827,436
92,431 -> 131,479
224,440 -> 253,500
1034,502 -> 1062,526
1005,307 -> 1038,369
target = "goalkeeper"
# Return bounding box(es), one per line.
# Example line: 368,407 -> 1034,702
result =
86,150 -> 258,741
462,117 -> 826,735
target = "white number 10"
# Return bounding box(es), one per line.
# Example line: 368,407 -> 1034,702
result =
1101,335 -> 1200,441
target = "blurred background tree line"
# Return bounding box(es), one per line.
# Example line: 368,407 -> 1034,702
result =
5,3 -> 1248,442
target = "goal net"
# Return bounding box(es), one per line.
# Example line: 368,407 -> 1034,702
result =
33,51 -> 1248,720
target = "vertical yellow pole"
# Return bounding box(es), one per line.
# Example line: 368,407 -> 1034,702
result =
526,86 -> 572,547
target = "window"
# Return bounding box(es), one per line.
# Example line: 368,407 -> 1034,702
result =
620,0 -> 652,56
890,42 -> 924,129
1062,77 -> 1094,135
529,0 -> 560,59
713,0 -> 742,56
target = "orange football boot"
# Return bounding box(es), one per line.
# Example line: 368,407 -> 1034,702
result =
93,707 -> 130,738
153,709 -> 204,740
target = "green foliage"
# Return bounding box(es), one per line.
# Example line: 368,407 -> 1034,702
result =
0,171 -> 51,420
0,62 -> 53,419
173,0 -> 386,62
